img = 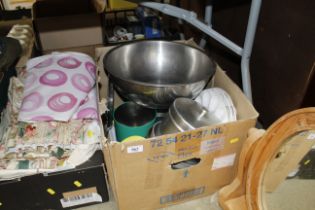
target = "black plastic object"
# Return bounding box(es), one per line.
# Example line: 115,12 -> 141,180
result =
0,37 -> 22,71
0,37 -> 22,114
0,9 -> 32,21
0,150 -> 109,210
32,0 -> 96,18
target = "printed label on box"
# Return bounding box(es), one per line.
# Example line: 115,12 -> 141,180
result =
60,192 -> 102,208
147,151 -> 175,163
211,153 -> 236,170
127,145 -> 144,153
160,186 -> 205,204
200,138 -> 225,155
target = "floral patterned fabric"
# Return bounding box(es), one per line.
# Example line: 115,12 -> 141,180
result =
0,120 -> 100,170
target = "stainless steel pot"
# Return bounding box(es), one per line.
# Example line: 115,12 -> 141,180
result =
154,98 -> 222,136
103,40 -> 216,109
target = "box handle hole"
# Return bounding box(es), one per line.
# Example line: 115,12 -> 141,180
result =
171,158 -> 201,170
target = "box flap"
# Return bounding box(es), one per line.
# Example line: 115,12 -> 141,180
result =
213,67 -> 259,120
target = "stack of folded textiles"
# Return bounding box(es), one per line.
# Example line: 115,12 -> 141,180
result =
0,52 -> 101,180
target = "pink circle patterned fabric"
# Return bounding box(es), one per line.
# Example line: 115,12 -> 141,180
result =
34,57 -> 53,69
24,72 -> 37,89
18,52 -> 98,122
39,70 -> 68,86
57,56 -> 82,69
77,107 -> 98,119
20,92 -> 43,112
48,92 -> 78,112
85,61 -> 96,79
71,73 -> 92,93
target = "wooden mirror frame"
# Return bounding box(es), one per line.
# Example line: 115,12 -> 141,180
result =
219,108 -> 315,210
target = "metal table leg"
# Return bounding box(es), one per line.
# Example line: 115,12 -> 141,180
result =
241,0 -> 262,102
199,0 -> 213,48
140,1 -> 262,102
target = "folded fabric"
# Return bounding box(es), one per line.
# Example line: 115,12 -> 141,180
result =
7,77 -> 24,124
1,120 -> 100,151
18,52 -> 97,122
0,143 -> 99,181
0,143 -> 100,180
72,87 -> 98,120
0,120 -> 100,170
0,64 -> 101,180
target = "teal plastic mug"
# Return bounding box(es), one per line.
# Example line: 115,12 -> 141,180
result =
114,102 -> 156,142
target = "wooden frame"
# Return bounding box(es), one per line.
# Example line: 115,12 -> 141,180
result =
219,108 -> 315,210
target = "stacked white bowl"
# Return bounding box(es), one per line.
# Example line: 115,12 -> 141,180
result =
195,88 -> 237,123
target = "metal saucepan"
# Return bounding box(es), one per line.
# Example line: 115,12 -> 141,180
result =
103,40 -> 216,109
152,98 -> 223,136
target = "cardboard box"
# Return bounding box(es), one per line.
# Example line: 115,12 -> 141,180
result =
96,44 -> 258,210
32,0 -> 103,51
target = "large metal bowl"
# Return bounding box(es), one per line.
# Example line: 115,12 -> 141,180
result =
103,40 -> 216,109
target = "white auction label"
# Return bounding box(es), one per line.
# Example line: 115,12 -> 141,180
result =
127,145 -> 144,154
60,193 -> 102,208
211,153 -> 236,170
200,138 -> 224,155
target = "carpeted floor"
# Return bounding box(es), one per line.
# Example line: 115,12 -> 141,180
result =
77,180 -> 315,210
77,194 -> 221,210
265,179 -> 315,210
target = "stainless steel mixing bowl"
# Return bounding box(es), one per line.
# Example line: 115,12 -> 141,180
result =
103,40 -> 216,109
